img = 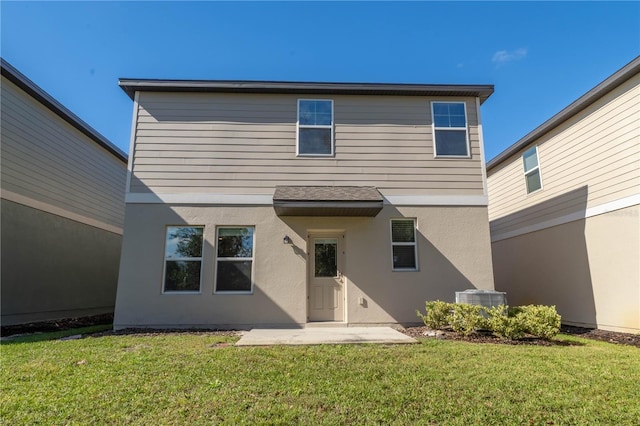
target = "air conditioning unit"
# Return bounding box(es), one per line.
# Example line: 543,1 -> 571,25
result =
455,289 -> 507,309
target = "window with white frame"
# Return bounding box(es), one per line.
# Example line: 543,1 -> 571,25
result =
215,226 -> 255,293
391,219 -> 418,271
432,102 -> 469,157
297,99 -> 334,156
163,226 -> 204,292
522,146 -> 542,194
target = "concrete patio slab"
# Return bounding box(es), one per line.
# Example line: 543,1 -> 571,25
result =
235,327 -> 416,346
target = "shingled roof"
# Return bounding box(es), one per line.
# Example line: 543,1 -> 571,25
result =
273,186 -> 384,217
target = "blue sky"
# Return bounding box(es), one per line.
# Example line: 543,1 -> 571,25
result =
2,1 -> 639,160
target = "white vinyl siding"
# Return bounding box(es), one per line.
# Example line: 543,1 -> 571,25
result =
130,93 -> 484,197
488,73 -> 640,238
0,76 -> 126,229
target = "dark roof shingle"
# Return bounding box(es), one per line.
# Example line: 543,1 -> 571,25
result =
273,186 -> 383,202
273,186 -> 384,217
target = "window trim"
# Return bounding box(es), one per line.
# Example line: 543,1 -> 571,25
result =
296,99 -> 334,157
214,225 -> 256,295
161,225 -> 204,295
431,101 -> 471,158
390,218 -> 419,272
522,145 -> 543,194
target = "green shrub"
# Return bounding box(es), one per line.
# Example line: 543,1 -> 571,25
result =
416,300 -> 453,329
450,303 -> 487,336
485,304 -> 561,340
486,305 -> 526,340
519,305 -> 561,339
417,300 -> 561,341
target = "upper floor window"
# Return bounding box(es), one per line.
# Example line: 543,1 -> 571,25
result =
522,146 -> 542,194
163,226 -> 204,293
297,99 -> 334,156
432,102 -> 469,157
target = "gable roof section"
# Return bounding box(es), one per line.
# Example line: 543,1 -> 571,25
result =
487,55 -> 640,172
1,58 -> 127,163
118,78 -> 494,104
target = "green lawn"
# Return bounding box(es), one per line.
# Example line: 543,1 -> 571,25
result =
2,331 -> 639,425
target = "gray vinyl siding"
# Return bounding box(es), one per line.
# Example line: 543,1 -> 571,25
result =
130,92 -> 484,196
488,73 -> 640,238
1,76 -> 127,229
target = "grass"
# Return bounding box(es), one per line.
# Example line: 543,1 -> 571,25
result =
1,332 -> 639,425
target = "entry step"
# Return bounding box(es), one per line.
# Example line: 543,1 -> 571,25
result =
305,322 -> 348,328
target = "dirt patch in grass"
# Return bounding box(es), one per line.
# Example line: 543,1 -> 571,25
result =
91,328 -> 241,338
401,325 -> 640,348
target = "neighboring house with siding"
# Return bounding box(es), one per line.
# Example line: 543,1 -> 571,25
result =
487,56 -> 640,333
1,59 -> 127,326
114,78 -> 496,329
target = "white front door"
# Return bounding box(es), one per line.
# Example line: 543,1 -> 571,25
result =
308,235 -> 344,322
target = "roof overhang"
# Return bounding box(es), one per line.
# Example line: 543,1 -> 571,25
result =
118,79 -> 494,104
1,58 -> 128,163
273,186 -> 384,217
486,55 -> 640,172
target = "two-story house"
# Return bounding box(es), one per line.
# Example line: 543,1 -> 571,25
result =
113,79 -> 495,329
487,56 -> 639,333
1,59 -> 127,326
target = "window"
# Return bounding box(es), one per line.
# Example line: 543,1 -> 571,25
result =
315,238 -> 338,277
522,146 -> 542,194
432,102 -> 469,157
391,219 -> 418,271
215,226 -> 255,293
297,99 -> 333,156
163,226 -> 204,293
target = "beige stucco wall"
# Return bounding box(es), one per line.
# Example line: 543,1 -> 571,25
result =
114,203 -> 494,329
1,200 -> 122,325
492,205 -> 640,333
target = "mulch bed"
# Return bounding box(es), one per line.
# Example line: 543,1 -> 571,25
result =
1,313 -> 114,337
401,326 -> 560,346
401,325 -> 640,348
558,325 -> 640,348
2,315 -> 638,348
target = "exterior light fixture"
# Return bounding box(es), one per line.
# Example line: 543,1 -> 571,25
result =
283,235 -> 292,245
